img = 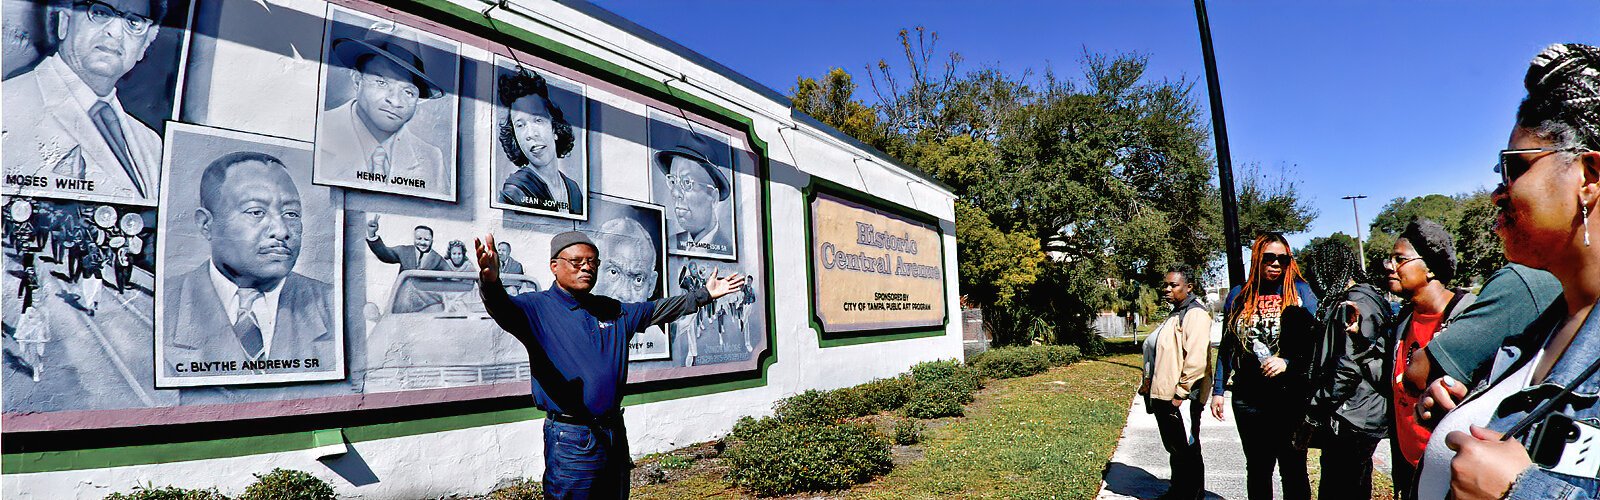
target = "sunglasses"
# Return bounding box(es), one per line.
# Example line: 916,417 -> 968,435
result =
1259,252 -> 1292,266
1495,147 -> 1590,187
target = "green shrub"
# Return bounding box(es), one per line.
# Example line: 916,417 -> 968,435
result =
773,389 -> 856,426
1040,344 -> 1082,366
724,421 -> 893,496
487,478 -> 542,500
854,376 -> 913,412
238,468 -> 335,500
730,414 -> 782,441
104,485 -> 228,500
892,418 -> 924,445
908,360 -> 982,394
972,346 -> 1051,379
658,455 -> 695,470
902,359 -> 983,419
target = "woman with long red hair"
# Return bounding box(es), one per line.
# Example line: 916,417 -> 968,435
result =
1210,233 -> 1319,500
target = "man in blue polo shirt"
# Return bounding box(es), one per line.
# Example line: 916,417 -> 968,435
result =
475,230 -> 745,499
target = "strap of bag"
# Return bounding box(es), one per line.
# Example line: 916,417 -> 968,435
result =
1502,300 -> 1600,441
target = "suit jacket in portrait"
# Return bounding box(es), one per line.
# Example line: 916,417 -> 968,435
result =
499,167 -> 584,215
2,56 -> 162,204
500,255 -> 525,275
162,262 -> 337,379
368,235 -> 445,273
316,100 -> 447,193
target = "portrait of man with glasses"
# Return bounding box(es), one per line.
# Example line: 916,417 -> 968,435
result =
3,0 -> 173,206
649,110 -> 739,259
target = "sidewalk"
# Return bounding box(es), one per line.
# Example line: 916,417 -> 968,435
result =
1097,395 -> 1392,499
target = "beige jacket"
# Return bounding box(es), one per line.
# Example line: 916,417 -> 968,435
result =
1149,306 -> 1214,401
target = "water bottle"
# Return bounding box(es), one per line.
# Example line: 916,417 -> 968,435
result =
1251,339 -> 1273,362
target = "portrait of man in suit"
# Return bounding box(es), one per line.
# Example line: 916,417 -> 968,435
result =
497,241 -> 524,275
653,127 -> 735,258
2,0 -> 168,205
312,8 -> 459,201
160,151 -> 336,382
365,214 -> 444,274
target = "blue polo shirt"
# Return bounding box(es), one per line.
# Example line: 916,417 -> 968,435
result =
509,284 -> 707,419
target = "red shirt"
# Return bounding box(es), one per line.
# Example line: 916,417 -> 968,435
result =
1393,310 -> 1443,466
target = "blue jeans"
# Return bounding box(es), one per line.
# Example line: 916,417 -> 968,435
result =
543,419 -> 630,499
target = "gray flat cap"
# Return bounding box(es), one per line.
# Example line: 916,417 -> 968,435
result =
549,230 -> 597,259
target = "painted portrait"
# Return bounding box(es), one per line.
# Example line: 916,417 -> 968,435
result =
1,0 -> 195,206
155,123 -> 343,388
312,4 -> 460,201
489,55 -> 588,220
648,110 -> 737,260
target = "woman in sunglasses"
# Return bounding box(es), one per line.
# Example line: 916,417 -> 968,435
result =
1417,43 -> 1600,500
1210,233 -> 1319,500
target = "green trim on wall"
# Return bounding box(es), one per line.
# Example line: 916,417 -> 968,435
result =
802,177 -> 953,348
3,0 -> 785,474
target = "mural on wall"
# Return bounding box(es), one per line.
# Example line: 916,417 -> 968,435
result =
2,196 -> 171,412
648,110 -> 737,260
155,123 -> 344,388
490,55 -> 588,219
1,0 -> 195,206
0,0 -> 771,430
312,4 -> 460,202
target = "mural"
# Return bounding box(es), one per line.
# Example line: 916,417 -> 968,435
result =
312,4 -> 461,202
0,0 -> 769,430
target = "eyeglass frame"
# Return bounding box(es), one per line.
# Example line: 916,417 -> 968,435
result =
73,0 -> 157,36
1383,255 -> 1424,271
1495,147 -> 1592,187
553,256 -> 602,269
664,173 -> 718,195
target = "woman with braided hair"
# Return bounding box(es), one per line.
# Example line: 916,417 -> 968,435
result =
1412,43 -> 1600,500
1210,233 -> 1319,500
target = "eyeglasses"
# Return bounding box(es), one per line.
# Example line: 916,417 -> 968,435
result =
555,257 -> 601,268
1384,255 -> 1423,270
665,174 -> 717,194
1259,252 -> 1292,266
1495,147 -> 1590,187
76,0 -> 155,36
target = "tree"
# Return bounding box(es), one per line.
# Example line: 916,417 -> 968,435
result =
1453,190 -> 1507,286
1369,194 -> 1460,236
791,68 -> 894,151
1234,162 -> 1318,239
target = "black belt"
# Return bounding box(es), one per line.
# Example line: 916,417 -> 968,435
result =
546,409 -> 624,427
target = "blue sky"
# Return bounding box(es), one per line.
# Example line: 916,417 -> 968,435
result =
593,1 -> 1600,249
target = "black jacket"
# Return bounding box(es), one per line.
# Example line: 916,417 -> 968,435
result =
1309,283 -> 1393,437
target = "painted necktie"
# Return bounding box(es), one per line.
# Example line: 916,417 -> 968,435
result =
369,144 -> 390,176
88,101 -> 145,198
233,288 -> 265,359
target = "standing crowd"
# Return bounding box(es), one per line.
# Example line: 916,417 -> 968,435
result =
1138,43 -> 1600,500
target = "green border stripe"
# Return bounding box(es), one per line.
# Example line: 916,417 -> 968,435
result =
5,0 -> 785,474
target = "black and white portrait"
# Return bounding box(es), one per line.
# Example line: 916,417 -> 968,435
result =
580,196 -> 668,360
490,55 -> 588,219
312,4 -> 460,202
2,0 -> 194,206
648,110 -> 737,260
2,196 -> 176,413
155,123 -> 343,388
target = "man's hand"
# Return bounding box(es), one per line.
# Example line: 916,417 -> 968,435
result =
367,214 -> 380,240
1261,356 -> 1288,378
704,268 -> 747,299
1447,426 -> 1530,500
1171,398 -> 1184,408
475,233 -> 501,285
1210,395 -> 1227,421
1418,375 -> 1468,424
1343,301 -> 1362,334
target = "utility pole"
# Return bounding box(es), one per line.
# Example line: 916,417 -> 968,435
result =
1342,194 -> 1368,261
1194,0 -> 1245,289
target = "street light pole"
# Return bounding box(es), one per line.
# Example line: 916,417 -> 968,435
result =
1342,195 -> 1368,260
1194,0 -> 1245,290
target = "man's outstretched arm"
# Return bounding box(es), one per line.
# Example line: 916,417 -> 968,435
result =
476,234 -> 533,345
641,268 -> 747,329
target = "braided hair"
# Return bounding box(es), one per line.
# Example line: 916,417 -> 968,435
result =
1517,44 -> 1600,151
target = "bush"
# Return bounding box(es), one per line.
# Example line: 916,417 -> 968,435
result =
902,359 -> 983,419
1040,344 -> 1082,366
724,421 -> 893,496
853,376 -> 913,412
487,478 -> 542,500
972,345 -> 1084,379
892,419 -> 924,445
773,388 -> 871,426
238,468 -> 335,500
908,360 -> 982,395
730,415 -> 783,442
104,485 -> 229,500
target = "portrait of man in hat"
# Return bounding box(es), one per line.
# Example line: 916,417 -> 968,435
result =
312,7 -> 459,201
3,0 -> 173,206
491,56 -> 588,218
649,111 -> 737,259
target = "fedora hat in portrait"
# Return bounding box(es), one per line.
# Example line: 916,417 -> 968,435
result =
654,130 -> 730,201
332,24 -> 444,99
